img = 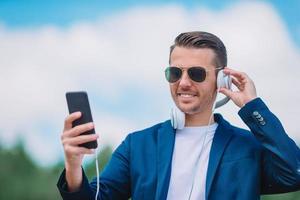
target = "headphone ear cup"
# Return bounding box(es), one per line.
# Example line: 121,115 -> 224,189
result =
170,106 -> 185,130
215,69 -> 232,109
171,108 -> 177,129
217,69 -> 232,89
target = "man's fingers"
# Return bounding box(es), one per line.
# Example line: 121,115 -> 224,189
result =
219,87 -> 235,99
231,77 -> 244,91
223,68 -> 248,82
64,112 -> 82,131
64,122 -> 94,138
64,134 -> 99,146
65,145 -> 95,155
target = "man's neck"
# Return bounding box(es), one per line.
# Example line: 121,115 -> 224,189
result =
185,110 -> 215,127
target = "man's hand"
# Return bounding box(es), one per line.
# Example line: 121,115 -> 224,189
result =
219,68 -> 257,108
61,111 -> 98,191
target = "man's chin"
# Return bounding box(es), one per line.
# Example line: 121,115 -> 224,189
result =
177,105 -> 198,115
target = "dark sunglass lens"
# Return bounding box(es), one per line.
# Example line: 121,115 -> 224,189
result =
165,67 -> 182,83
188,67 -> 206,82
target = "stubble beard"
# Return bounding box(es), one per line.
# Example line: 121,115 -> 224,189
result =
174,91 -> 216,116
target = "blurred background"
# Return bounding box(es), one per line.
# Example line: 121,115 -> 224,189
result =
0,0 -> 299,199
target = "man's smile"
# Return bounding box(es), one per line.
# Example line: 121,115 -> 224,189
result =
177,92 -> 198,101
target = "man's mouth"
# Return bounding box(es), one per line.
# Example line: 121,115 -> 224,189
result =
177,93 -> 197,98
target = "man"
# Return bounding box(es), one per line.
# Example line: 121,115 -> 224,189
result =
57,31 -> 300,200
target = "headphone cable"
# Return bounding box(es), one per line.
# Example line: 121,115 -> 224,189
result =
187,87 -> 220,200
95,140 -> 100,200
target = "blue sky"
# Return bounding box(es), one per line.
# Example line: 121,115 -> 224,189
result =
0,0 -> 300,166
0,0 -> 299,47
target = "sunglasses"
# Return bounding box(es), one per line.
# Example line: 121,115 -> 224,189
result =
165,66 -> 223,83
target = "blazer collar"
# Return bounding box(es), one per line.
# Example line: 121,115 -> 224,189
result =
155,120 -> 175,200
205,113 -> 234,199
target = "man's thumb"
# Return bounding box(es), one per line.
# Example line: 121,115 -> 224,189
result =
219,87 -> 234,99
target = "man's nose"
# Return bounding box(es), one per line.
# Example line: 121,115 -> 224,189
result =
178,71 -> 192,87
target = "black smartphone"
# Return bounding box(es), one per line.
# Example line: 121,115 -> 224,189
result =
66,91 -> 98,149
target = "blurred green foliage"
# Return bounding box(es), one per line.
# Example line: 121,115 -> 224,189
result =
0,141 -> 112,200
0,141 -> 299,200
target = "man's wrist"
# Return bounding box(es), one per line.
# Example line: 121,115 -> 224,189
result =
241,96 -> 258,108
65,165 -> 83,192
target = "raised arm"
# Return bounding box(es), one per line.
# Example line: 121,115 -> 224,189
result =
221,67 -> 300,193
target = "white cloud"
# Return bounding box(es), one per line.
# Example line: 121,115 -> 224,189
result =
0,1 -> 299,165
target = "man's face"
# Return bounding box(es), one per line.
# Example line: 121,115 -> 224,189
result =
169,46 -> 217,115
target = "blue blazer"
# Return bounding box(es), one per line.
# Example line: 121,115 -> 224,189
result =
57,98 -> 300,200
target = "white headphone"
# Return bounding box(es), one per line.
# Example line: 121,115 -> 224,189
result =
171,69 -> 232,129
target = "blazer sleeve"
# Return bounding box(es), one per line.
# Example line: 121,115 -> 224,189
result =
57,168 -> 95,200
238,97 -> 300,194
57,134 -> 132,200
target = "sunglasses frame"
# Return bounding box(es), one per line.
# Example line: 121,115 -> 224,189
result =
165,66 -> 223,83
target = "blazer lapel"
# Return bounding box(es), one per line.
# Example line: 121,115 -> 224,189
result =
155,120 -> 176,200
206,114 -> 233,199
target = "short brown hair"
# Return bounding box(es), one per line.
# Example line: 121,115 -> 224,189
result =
169,31 -> 227,68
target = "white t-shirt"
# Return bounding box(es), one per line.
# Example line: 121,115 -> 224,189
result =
166,123 -> 218,200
